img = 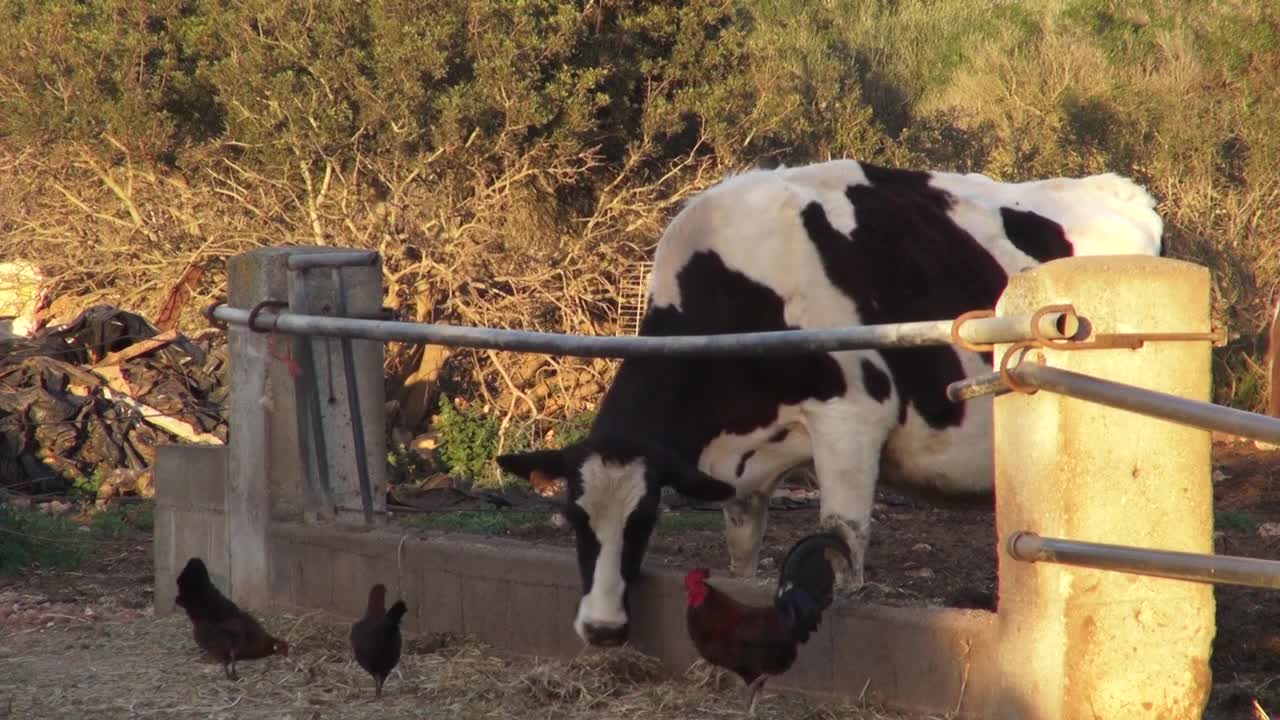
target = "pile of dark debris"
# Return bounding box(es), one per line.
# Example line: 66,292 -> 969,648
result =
0,305 -> 227,507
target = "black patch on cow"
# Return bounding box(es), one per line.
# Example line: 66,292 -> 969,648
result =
735,450 -> 756,478
768,427 -> 790,443
860,358 -> 892,403
590,251 -> 846,460
799,162 -> 1075,429
1000,207 -> 1074,262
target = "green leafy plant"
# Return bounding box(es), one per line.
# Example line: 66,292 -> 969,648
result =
435,394 -> 502,485
554,411 -> 596,448
70,469 -> 103,499
387,443 -> 434,486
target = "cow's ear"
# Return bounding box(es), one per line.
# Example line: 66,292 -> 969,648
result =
663,463 -> 736,502
494,448 -> 565,481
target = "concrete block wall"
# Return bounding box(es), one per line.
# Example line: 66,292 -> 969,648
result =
153,444 -> 231,614
155,443 -> 1000,717
262,519 -> 1000,717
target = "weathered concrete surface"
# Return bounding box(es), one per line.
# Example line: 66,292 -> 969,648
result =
152,444 -> 229,615
222,246 -> 389,609
156,440 -> 1001,717
284,253 -> 387,524
993,256 -> 1215,720
264,521 -> 1000,717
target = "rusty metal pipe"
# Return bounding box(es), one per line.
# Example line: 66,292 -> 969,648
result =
946,371 -> 1010,402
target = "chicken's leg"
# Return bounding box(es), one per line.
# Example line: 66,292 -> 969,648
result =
745,676 -> 768,717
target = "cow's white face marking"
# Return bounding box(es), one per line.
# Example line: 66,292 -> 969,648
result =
572,455 -> 647,642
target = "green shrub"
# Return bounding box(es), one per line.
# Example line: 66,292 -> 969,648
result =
435,394 -> 503,485
554,411 -> 596,448
2,0 -> 1278,415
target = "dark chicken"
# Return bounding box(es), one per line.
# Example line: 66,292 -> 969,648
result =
350,583 -> 408,698
174,557 -> 290,680
684,532 -> 852,715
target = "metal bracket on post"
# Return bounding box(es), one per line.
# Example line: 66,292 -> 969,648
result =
330,267 -> 376,526
286,252 -> 379,527
285,273 -> 337,523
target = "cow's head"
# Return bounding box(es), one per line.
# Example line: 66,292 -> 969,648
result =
496,436 -> 736,646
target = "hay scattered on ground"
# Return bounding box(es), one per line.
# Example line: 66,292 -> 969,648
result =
0,611 -> 941,720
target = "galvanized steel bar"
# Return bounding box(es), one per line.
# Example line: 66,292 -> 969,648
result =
286,251 -> 378,270
1007,531 -> 1280,590
1010,363 -> 1280,445
946,371 -> 1010,403
209,304 -> 1072,358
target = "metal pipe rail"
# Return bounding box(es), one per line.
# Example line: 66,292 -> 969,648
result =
286,251 -> 379,270
946,372 -> 1011,403
1008,531 -> 1280,590
208,304 -> 1074,359
1008,363 -> 1280,446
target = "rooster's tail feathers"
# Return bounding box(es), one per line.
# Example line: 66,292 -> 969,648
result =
774,532 -> 852,640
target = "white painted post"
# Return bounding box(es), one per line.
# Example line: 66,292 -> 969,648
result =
992,256 -> 1215,719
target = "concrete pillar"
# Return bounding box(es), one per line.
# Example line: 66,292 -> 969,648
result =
992,255 -> 1215,719
224,246 -> 387,608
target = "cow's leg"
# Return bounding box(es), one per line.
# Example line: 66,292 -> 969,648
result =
805,401 -> 894,595
723,491 -> 769,578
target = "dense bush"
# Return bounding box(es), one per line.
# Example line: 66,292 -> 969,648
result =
3,0 -> 1278,482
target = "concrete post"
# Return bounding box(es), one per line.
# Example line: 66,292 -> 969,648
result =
992,256 -> 1215,719
224,246 -> 387,608
285,257 -> 387,525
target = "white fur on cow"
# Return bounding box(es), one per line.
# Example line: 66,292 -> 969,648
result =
497,159 -> 1165,647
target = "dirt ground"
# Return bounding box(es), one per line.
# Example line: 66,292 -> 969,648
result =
397,440 -> 1280,718
0,545 -> 924,720
4,441 -> 1278,718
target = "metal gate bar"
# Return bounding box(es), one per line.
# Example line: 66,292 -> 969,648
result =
208,305 -> 1074,358
1008,363 -> 1280,446
1008,531 -> 1280,590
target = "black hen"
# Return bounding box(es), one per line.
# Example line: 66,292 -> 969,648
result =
685,532 -> 852,715
350,583 -> 408,698
174,557 -> 289,680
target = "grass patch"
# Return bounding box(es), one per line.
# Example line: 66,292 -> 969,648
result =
1216,510 -> 1258,534
90,501 -> 155,538
0,500 -> 155,576
0,506 -> 88,576
405,510 -> 550,535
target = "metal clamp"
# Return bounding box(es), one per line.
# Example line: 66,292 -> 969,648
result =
1030,303 -> 1226,350
999,341 -> 1044,395
246,300 -> 289,334
950,309 -> 998,352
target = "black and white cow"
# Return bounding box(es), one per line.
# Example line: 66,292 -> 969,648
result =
497,159 -> 1165,646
